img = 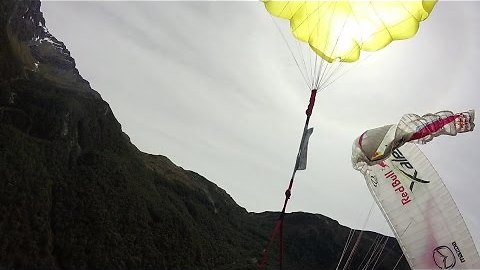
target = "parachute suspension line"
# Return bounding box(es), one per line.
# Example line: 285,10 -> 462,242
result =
335,201 -> 392,270
335,228 -> 355,270
314,1 -> 351,91
310,44 -> 319,90
283,2 -> 315,86
316,61 -> 344,91
339,230 -> 365,270
357,234 -> 382,270
312,1 -> 328,90
269,1 -> 368,92
370,237 -> 389,270
317,53 -> 371,92
314,49 -> 331,91
314,59 -> 328,91
315,38 -> 371,92
361,236 -> 389,270
268,1 -> 348,92
317,1 -> 345,89
367,215 -> 397,270
392,254 -> 404,270
340,200 -> 375,270
258,89 -> 318,270
315,2 -> 370,92
316,6 -> 370,91
309,45 -> 318,90
311,2 -> 328,91
270,16 -> 311,90
369,237 -> 390,270
294,32 -> 314,88
359,217 -> 391,270
289,14 -> 312,87
321,41 -> 373,91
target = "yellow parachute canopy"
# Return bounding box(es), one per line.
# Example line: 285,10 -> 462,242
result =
264,1 -> 437,63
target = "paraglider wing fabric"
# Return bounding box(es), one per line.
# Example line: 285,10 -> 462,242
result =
352,110 -> 480,269
263,1 -> 436,63
353,110 -> 475,166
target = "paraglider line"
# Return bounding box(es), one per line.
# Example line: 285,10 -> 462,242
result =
258,89 -> 317,270
270,16 -> 311,90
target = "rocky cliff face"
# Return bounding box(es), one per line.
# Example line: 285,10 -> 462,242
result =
0,1 -> 409,269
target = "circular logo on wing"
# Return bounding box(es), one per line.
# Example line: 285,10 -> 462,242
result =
433,246 -> 456,269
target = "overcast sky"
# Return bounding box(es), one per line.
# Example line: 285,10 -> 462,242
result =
41,1 -> 480,248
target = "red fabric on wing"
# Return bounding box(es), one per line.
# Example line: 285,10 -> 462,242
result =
409,115 -> 457,141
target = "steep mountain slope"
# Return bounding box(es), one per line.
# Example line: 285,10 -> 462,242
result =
0,1 -> 409,269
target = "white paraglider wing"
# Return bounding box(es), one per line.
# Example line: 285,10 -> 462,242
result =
352,110 -> 480,269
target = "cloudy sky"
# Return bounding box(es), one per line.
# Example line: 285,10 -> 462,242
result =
41,1 -> 480,248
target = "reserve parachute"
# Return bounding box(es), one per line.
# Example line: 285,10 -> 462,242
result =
264,1 -> 435,62
352,110 -> 480,269
264,1 -> 436,90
